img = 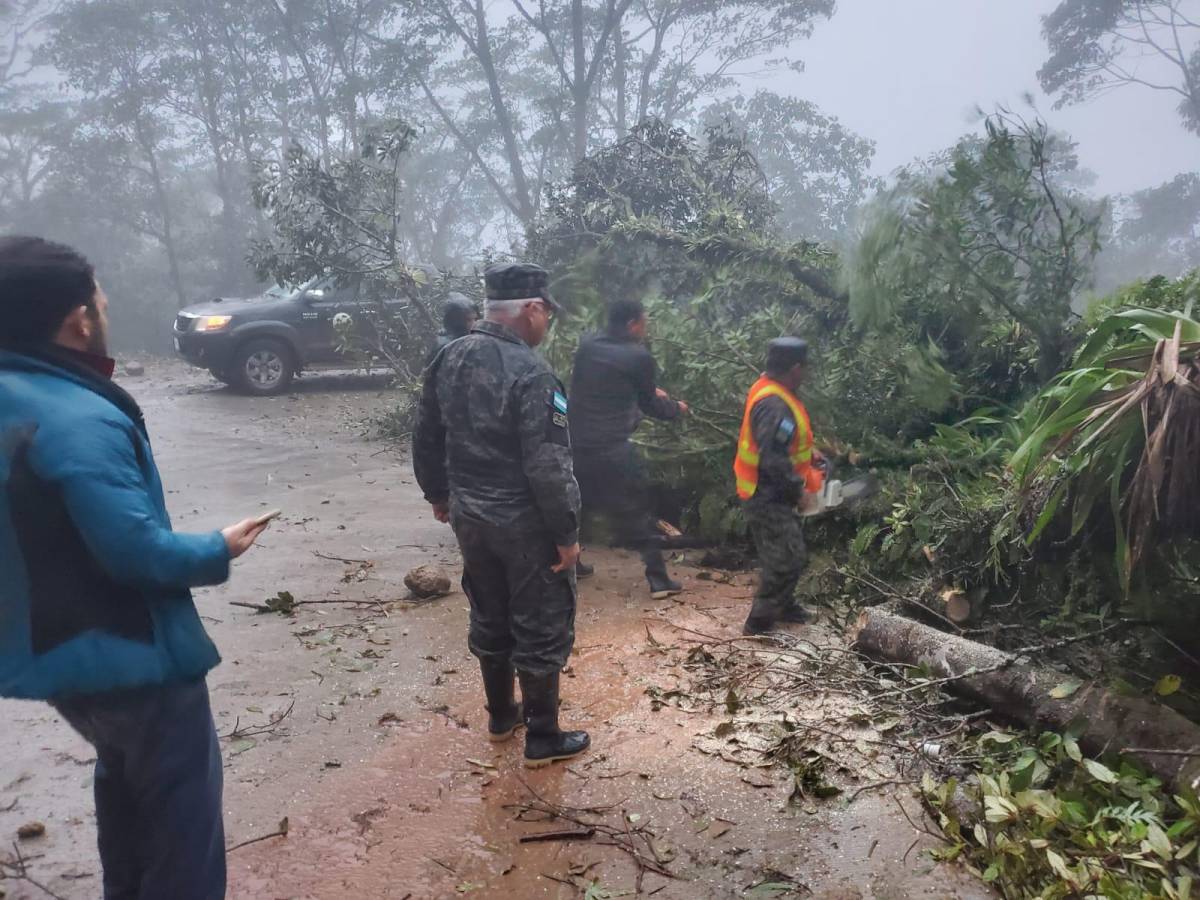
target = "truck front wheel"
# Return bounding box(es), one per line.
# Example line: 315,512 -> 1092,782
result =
231,338 -> 295,396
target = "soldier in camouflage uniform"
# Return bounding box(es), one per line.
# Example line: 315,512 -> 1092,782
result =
412,262 -> 590,768
734,338 -> 826,635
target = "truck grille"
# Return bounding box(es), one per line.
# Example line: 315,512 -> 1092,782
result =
174,314 -> 192,333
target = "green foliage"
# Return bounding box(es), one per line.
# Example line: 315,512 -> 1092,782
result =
1012,302 -> 1200,587
852,415 -> 1025,584
699,90 -> 882,242
250,123 -> 486,380
845,111 -> 1104,384
1086,271 -> 1200,326
926,731 -> 1200,899
531,122 -> 961,534
1039,0 -> 1200,137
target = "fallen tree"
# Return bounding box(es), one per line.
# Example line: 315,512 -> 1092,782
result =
850,607 -> 1200,795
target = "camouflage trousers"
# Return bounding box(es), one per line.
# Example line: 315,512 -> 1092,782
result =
743,500 -> 808,624
452,512 -> 577,676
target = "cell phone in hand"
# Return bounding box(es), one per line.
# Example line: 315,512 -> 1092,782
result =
253,509 -> 282,527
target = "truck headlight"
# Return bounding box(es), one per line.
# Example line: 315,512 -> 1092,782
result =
193,315 -> 233,333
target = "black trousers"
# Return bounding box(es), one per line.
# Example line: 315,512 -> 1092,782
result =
574,442 -> 667,580
52,678 -> 225,900
453,512 -> 577,675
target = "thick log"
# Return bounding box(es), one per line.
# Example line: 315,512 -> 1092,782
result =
850,608 -> 1200,796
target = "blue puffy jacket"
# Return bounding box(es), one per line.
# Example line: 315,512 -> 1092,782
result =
0,346 -> 229,700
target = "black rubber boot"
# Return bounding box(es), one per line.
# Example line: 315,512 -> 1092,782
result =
647,571 -> 683,600
575,559 -> 595,579
742,616 -> 776,636
645,553 -> 682,599
518,670 -> 590,768
479,659 -> 523,743
778,605 -> 810,624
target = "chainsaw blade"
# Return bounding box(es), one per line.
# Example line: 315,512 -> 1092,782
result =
838,475 -> 880,505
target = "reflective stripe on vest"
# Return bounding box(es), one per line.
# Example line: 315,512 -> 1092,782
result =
732,376 -> 813,501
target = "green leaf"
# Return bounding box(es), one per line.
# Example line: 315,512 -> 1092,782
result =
1156,675 -> 1183,697
745,883 -> 797,898
981,730 -> 1018,745
1147,823 -> 1174,860
1045,848 -> 1075,882
1049,679 -> 1083,699
1027,480 -> 1067,545
228,738 -> 257,756
1083,759 -> 1118,784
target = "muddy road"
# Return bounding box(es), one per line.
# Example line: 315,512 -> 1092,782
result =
0,361 -> 990,899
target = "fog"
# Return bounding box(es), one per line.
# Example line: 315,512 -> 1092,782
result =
0,0 -> 1196,353
798,0 -> 1197,195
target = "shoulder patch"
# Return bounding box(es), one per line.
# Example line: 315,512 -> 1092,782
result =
547,390 -> 569,432
774,417 -> 796,446
545,389 -> 570,445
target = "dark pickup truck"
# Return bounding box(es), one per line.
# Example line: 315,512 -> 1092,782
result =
173,276 -> 400,395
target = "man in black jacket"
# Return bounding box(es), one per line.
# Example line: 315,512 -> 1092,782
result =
413,262 -> 589,768
426,293 -> 478,363
570,298 -> 688,599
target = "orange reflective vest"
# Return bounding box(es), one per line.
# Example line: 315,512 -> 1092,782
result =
733,375 -> 823,501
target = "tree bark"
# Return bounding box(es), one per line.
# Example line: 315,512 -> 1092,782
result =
614,30 -> 627,138
850,608 -> 1200,796
571,0 -> 587,162
468,0 -> 533,221
133,116 -> 187,308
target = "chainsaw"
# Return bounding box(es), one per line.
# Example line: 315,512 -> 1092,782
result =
799,460 -> 879,517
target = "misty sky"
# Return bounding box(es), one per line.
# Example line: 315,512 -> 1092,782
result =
790,0 -> 1197,196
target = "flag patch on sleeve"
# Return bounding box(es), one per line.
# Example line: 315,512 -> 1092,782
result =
774,417 -> 796,446
549,390 -> 569,429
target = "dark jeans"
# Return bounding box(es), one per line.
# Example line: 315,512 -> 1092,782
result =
574,442 -> 667,580
453,512 -> 577,676
52,678 -> 225,900
744,500 -> 808,623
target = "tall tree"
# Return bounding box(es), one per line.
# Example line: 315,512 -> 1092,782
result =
700,90 -> 880,242
45,0 -> 191,306
847,112 -> 1105,383
400,0 -> 835,224
1040,0 -> 1200,136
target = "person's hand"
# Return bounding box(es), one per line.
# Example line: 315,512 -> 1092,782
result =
676,400 -> 690,416
431,501 -> 450,523
655,387 -> 670,401
551,543 -> 581,573
222,517 -> 270,559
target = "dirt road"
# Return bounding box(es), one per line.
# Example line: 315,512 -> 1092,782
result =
0,362 -> 990,899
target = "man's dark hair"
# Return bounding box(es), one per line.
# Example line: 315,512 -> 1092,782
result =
0,236 -> 96,346
765,337 -> 808,377
606,298 -> 645,333
442,294 -> 477,337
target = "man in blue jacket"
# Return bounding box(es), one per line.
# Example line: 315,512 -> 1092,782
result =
0,236 -> 269,899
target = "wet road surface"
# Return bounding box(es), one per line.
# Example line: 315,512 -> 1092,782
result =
0,361 -> 991,899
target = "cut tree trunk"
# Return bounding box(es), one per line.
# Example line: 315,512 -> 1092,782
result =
850,608 -> 1200,795
937,588 -> 973,625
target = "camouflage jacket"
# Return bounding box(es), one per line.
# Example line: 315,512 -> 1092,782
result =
412,320 -> 581,545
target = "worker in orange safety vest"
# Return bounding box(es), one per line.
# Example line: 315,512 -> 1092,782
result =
732,337 -> 825,635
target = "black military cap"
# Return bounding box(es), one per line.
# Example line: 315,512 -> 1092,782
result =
766,337 -> 808,373
484,262 -> 561,311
